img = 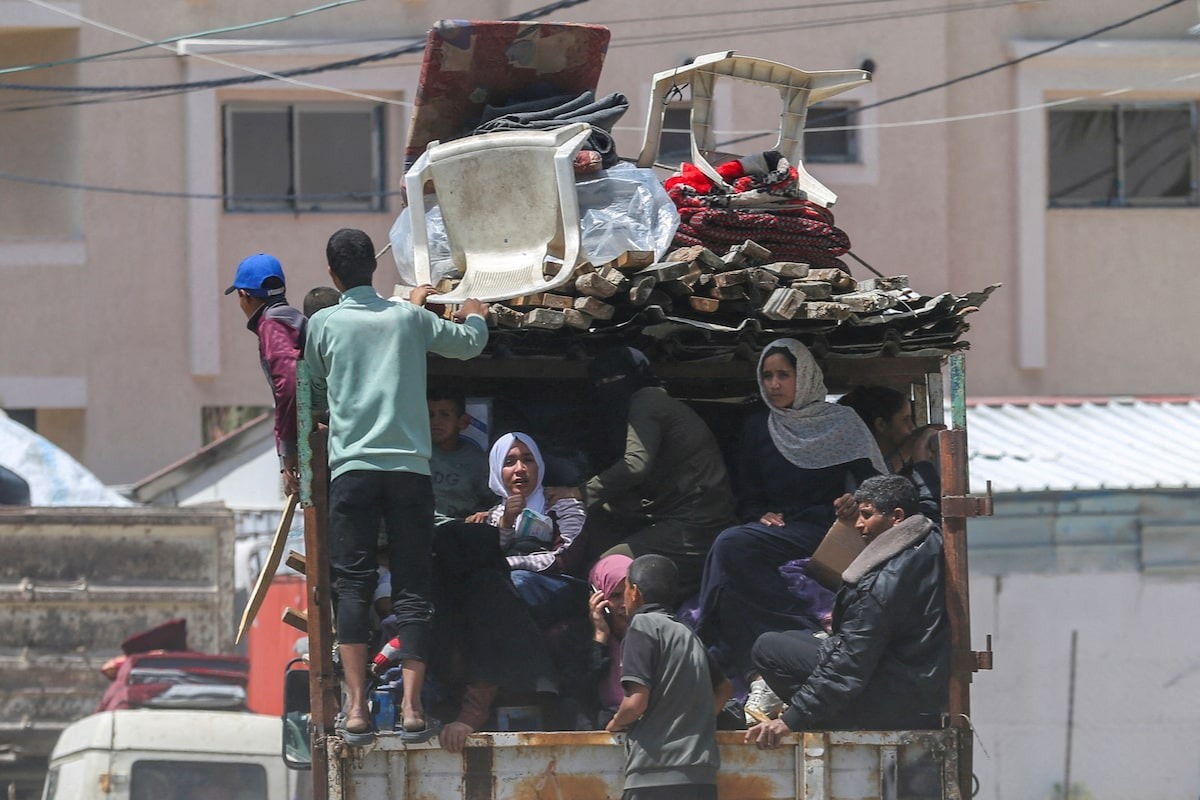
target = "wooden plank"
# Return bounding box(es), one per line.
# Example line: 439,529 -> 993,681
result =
563,308 -> 593,330
236,493 -> 298,644
738,239 -> 773,265
613,250 -> 655,271
576,272 -> 619,298
837,292 -> 898,313
758,261 -> 810,279
285,550 -> 306,574
628,275 -> 657,305
595,265 -> 625,286
789,281 -> 833,300
523,308 -> 566,329
281,606 -> 307,633
574,296 -> 615,320
506,292 -> 575,309
749,268 -> 780,292
712,268 -> 750,288
707,284 -> 747,300
635,260 -> 692,282
806,268 -> 856,292
798,301 -> 853,321
720,249 -> 747,270
688,296 -> 721,313
761,287 -> 806,320
665,245 -> 724,270
541,293 -> 576,310
856,275 -> 909,292
492,305 -> 525,328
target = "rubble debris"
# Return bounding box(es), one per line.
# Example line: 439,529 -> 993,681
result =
427,241 -> 997,361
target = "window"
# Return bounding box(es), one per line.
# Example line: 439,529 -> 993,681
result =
1048,103 -> 1196,207
223,104 -> 385,212
131,760 -> 267,800
804,104 -> 859,164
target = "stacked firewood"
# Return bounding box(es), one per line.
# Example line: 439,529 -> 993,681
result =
412,241 -> 913,332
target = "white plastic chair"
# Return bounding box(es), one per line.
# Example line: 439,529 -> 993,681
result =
636,52 -> 871,208
405,122 -> 592,304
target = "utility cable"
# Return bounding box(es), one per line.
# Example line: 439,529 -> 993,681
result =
15,0 -> 414,108
711,0 -> 1187,148
593,0 -> 920,26
0,0 -> 591,95
1,0 -> 365,76
609,0 -> 1033,48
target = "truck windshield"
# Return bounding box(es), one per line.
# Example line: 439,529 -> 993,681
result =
130,760 -> 267,800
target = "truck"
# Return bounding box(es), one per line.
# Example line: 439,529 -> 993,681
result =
285,350 -> 991,800
280,19 -> 997,800
0,506 -> 236,799
41,709 -> 297,800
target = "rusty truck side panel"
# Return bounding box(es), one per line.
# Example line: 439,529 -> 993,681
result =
0,506 -> 236,796
328,730 -> 961,800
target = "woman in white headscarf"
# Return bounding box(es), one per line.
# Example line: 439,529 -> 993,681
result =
477,432 -> 588,628
695,339 -> 886,692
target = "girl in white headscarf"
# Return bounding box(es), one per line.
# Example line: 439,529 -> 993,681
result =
696,339 -> 886,699
478,432 -> 588,628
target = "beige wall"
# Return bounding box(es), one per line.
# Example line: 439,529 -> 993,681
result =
2,0 -> 1199,482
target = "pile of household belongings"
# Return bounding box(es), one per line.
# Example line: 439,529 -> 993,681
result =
453,146 -> 997,361
395,20 -> 997,361
409,142 -> 996,361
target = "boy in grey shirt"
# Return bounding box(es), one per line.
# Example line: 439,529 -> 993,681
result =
427,388 -> 492,523
606,555 -> 732,800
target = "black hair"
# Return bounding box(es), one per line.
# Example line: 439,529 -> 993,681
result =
627,554 -> 678,606
427,387 -> 467,416
325,228 -> 377,288
838,385 -> 910,429
303,286 -> 341,317
853,474 -> 919,516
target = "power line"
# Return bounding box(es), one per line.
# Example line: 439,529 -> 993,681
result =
4,0 -> 419,108
0,0 -> 365,76
592,0 -> 917,26
0,0 -> 591,96
0,171 -> 402,201
712,0 -> 1188,148
608,0 -> 1034,48
1,0 -> 1189,197
857,0 -> 1186,115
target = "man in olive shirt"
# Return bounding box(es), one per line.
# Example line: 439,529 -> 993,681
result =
577,347 -> 736,598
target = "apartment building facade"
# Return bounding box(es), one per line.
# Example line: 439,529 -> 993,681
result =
2,0 -> 1198,484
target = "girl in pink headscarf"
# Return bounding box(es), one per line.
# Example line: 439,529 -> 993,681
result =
587,553 -> 633,725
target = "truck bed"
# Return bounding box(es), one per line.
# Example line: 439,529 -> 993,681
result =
332,729 -> 961,800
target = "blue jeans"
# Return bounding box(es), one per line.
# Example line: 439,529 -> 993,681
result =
509,569 -> 588,629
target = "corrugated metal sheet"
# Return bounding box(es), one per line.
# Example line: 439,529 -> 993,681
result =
968,398 -> 1200,493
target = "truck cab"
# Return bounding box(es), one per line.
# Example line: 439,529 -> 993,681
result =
42,709 -> 297,800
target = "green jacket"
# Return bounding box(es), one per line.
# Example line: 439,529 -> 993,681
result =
304,286 -> 487,480
580,386 -> 735,529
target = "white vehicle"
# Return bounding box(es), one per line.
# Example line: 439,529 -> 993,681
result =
42,709 -> 300,800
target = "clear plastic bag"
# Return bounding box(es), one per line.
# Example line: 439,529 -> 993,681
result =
575,162 -> 679,265
390,163 -> 680,285
389,201 -> 456,287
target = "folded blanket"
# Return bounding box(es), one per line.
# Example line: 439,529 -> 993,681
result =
473,90 -> 630,167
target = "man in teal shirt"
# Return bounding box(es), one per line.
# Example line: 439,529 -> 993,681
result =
305,228 -> 489,743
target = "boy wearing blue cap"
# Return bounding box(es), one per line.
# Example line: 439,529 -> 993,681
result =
225,253 -> 307,496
